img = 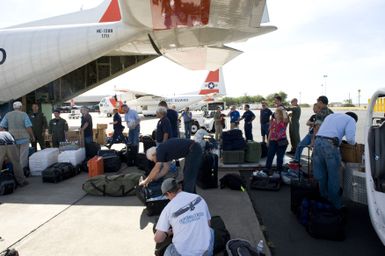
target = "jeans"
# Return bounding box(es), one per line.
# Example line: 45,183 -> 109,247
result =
293,133 -> 312,162
164,228 -> 215,256
183,143 -> 202,193
265,140 -> 287,172
128,125 -> 140,146
244,123 -> 253,141
84,136 -> 93,144
312,137 -> 342,209
184,122 -> 191,139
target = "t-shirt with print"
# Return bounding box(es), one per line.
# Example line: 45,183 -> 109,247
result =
156,191 -> 211,255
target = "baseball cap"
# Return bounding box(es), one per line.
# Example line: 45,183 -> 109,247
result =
53,109 -> 61,113
161,178 -> 178,195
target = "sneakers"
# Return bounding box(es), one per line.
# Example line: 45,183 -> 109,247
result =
18,180 -> 29,187
253,170 -> 268,177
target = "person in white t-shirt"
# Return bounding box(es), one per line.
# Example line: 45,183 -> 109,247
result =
154,178 -> 214,256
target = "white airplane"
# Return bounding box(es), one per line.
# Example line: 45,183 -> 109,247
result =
99,68 -> 226,116
0,0 -> 276,103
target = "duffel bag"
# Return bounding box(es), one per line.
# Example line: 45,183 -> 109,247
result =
82,173 -> 142,196
0,169 -> 16,195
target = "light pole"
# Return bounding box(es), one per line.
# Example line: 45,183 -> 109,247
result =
323,74 -> 328,95
321,84 -> 324,95
358,89 -> 361,107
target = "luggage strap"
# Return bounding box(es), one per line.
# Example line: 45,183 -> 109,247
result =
89,180 -> 135,197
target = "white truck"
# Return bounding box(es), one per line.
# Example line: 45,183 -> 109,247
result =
190,101 -> 226,134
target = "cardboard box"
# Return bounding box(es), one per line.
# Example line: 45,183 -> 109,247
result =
97,123 -> 108,130
340,143 -> 364,163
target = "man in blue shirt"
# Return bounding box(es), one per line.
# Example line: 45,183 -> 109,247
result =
180,107 -> 192,139
123,104 -> 141,146
228,105 -> 240,129
107,108 -> 127,148
159,101 -> 179,138
312,112 -> 358,209
140,138 -> 202,193
156,106 -> 172,144
239,104 -> 256,141
260,101 -> 272,143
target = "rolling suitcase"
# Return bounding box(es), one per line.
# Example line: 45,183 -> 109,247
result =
136,179 -> 169,216
290,147 -> 319,215
42,162 -> 76,183
88,156 -> 104,177
222,150 -> 244,164
0,169 -> 16,195
125,145 -> 138,166
140,135 -> 156,152
97,150 -> 122,172
85,142 -> 101,159
197,152 -> 218,189
244,141 -> 262,163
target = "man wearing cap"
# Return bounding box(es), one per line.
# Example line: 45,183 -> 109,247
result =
80,106 -> 93,144
0,101 -> 35,169
159,101 -> 179,138
0,131 -> 29,187
141,138 -> 202,193
312,112 -> 358,209
29,103 -> 48,151
48,109 -> 68,147
154,178 -> 214,256
286,98 -> 301,154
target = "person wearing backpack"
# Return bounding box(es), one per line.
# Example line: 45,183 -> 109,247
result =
154,178 -> 214,256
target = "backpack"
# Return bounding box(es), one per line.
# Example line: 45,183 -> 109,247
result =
219,174 -> 245,191
211,216 -> 231,254
226,239 -> 260,256
82,173 -> 142,196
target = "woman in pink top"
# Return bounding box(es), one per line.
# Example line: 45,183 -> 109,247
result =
265,108 -> 288,172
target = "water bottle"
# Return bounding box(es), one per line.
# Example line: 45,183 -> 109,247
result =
256,240 -> 265,256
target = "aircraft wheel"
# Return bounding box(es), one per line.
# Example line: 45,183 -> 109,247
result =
191,121 -> 200,134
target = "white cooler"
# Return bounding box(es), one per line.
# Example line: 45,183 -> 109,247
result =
29,148 -> 60,176
58,148 -> 86,166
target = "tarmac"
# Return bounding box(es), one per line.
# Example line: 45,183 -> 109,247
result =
0,164 -> 269,256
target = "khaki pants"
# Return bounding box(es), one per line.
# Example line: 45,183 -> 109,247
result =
0,144 -> 26,184
230,122 -> 239,129
17,143 -> 29,169
215,124 -> 223,141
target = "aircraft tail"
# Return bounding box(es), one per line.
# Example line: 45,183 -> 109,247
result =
199,68 -> 226,96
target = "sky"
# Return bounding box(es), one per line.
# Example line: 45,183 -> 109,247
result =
1,0 -> 385,104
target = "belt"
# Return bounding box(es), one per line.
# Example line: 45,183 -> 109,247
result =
316,136 -> 339,147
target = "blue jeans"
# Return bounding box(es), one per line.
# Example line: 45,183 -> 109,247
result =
183,143 -> 202,193
312,137 -> 342,209
244,123 -> 253,141
293,133 -> 312,162
128,125 -> 140,146
265,140 -> 287,171
184,122 -> 191,139
84,136 -> 93,144
164,228 -> 214,256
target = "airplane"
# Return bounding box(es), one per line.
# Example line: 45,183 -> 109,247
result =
99,68 -> 226,116
0,0 -> 276,103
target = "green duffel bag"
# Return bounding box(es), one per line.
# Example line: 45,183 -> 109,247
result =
82,173 -> 143,196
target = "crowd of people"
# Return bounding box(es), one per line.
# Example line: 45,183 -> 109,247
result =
0,96 -> 359,255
